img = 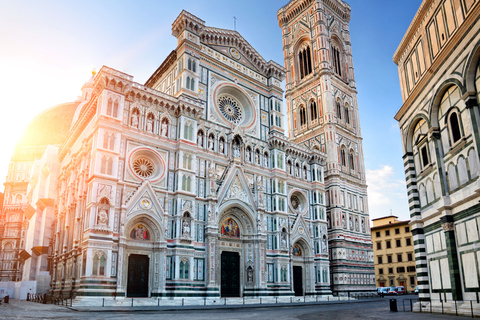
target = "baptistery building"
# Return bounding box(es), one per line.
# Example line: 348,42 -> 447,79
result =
1,0 -> 375,300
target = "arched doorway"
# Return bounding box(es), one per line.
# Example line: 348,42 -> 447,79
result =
292,242 -> 306,296
121,214 -> 165,298
216,206 -> 256,298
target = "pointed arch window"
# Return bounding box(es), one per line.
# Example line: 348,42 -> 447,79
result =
298,45 -> 313,80
341,149 -> 346,167
299,106 -> 306,127
310,100 -> 318,121
345,105 -> 350,125
349,153 -> 355,170
336,102 -> 342,120
113,100 -> 118,118
100,156 -> 107,174
449,112 -> 462,144
107,158 -> 113,175
103,133 -> 109,149
109,134 -> 115,150
331,43 -> 342,77
107,99 -> 113,116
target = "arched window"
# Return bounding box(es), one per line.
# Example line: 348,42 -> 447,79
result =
341,148 -> 346,167
107,99 -> 113,116
107,158 -> 113,175
109,134 -> 115,150
298,45 -> 313,80
449,112 -> 462,144
186,77 -> 191,90
103,133 -> 109,149
113,100 -> 119,118
310,100 -> 317,121
100,156 -> 107,174
299,106 -> 306,127
345,105 -> 350,125
180,260 -> 189,279
92,255 -> 98,275
336,102 -> 342,120
349,153 -> 355,170
186,176 -> 192,192
182,175 -> 187,190
331,42 -> 342,76
192,60 -> 196,73
188,59 -> 192,71
99,256 -> 106,275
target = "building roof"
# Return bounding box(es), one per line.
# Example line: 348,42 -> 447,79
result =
18,102 -> 79,148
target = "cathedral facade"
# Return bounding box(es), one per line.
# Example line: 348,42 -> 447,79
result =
1,0 -> 374,300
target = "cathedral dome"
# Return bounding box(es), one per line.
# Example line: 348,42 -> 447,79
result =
18,102 -> 79,147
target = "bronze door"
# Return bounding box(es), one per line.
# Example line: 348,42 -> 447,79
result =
127,254 -> 149,297
293,266 -> 303,296
221,251 -> 240,297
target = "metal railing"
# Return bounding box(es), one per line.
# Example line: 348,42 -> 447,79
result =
27,293 -> 72,307
399,298 -> 480,318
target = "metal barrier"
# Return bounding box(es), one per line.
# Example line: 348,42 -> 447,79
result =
401,298 -> 480,318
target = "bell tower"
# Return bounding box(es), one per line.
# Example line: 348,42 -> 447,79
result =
278,0 -> 375,294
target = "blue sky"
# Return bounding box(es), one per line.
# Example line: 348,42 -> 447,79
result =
0,0 -> 421,222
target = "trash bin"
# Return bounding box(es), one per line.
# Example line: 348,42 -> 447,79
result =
4,295 -> 9,304
389,298 -> 397,312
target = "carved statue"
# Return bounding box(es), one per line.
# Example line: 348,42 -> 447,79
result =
97,209 -> 108,225
131,113 -> 139,128
255,153 -> 259,164
264,156 -> 269,167
197,134 -> 203,147
208,136 -> 214,150
219,139 -> 224,154
161,122 -> 168,137
146,118 -> 153,132
233,144 -> 240,158
182,220 -> 190,236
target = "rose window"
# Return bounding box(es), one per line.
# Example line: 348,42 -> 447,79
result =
289,190 -> 308,215
291,195 -> 300,210
132,157 -> 155,178
217,95 -> 243,124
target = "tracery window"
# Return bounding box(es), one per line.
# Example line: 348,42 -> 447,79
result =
179,260 -> 189,279
345,105 -> 350,125
331,42 -> 342,77
299,106 -> 306,127
349,153 -> 355,171
92,253 -> 106,276
310,100 -> 318,122
336,102 -> 342,120
341,148 -> 346,167
298,45 -> 313,80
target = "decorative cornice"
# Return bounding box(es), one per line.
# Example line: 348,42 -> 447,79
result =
144,50 -> 177,88
277,0 -> 351,27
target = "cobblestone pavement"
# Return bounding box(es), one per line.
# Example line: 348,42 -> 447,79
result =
0,296 -> 470,320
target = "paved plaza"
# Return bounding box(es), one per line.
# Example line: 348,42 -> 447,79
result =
0,295 -> 470,320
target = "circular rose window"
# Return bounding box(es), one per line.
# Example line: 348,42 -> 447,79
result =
213,83 -> 256,129
133,157 -> 154,178
128,147 -> 166,183
289,190 -> 308,215
218,95 -> 243,124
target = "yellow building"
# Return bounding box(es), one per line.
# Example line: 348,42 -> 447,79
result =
371,216 -> 416,293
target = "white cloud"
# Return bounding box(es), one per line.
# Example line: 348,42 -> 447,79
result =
366,165 -> 409,221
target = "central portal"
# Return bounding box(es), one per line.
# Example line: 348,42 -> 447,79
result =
221,251 -> 240,297
293,266 -> 303,296
127,254 -> 149,297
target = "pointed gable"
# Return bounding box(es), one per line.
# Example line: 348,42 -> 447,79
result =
217,165 -> 256,209
125,180 -> 165,221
